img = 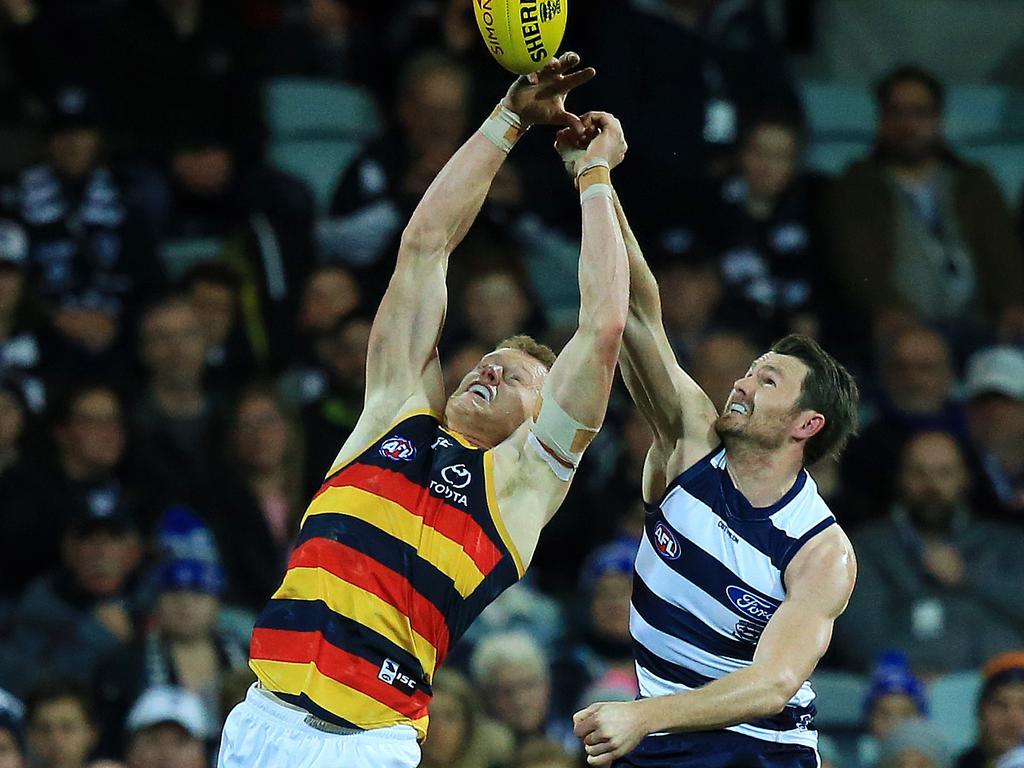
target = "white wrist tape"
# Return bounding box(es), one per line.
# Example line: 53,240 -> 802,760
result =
528,381 -> 599,481
479,103 -> 527,154
580,184 -> 613,203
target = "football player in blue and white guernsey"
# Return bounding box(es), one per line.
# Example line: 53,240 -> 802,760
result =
565,119 -> 861,767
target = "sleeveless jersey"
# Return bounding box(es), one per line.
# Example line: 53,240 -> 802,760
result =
249,411 -> 525,740
633,447 -> 836,748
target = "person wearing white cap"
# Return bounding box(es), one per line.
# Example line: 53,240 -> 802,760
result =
124,687 -> 205,768
964,346 -> 1024,515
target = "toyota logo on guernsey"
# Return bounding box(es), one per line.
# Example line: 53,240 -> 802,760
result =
653,522 -> 680,560
379,436 -> 417,461
726,586 -> 778,624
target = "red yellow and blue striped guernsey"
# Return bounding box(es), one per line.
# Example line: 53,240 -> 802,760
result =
249,411 -> 525,740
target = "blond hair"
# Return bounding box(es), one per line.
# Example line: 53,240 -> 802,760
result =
494,335 -> 556,370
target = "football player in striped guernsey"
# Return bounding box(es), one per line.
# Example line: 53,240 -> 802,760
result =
219,53 -> 631,768
567,126 -> 860,767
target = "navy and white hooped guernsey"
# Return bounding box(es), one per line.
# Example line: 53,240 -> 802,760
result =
633,446 -> 836,749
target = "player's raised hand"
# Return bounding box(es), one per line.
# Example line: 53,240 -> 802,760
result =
581,112 -> 628,170
573,700 -> 649,766
503,51 -> 596,133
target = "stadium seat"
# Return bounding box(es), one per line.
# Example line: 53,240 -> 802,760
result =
268,139 -> 363,213
960,143 -> 1024,205
158,237 -> 226,281
946,85 -> 1009,143
928,671 -> 981,753
800,81 -> 876,140
809,670 -> 869,730
264,78 -> 383,142
804,139 -> 872,176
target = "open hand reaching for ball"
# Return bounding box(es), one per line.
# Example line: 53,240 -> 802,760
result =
503,51 -> 596,133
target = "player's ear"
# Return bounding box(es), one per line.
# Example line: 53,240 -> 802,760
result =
793,411 -> 825,440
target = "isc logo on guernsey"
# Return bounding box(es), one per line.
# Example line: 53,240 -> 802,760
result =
653,522 -> 680,560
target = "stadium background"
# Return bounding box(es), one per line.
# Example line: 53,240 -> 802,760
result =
0,1 -> 1023,766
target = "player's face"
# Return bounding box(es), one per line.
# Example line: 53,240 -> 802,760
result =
444,349 -> 547,448
715,352 -> 816,453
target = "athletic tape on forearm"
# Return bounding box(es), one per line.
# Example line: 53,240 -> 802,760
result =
479,104 -> 527,154
528,380 -> 599,479
577,163 -> 612,204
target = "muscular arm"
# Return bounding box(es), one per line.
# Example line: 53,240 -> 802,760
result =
612,193 -> 719,498
574,527 -> 857,764
364,132 -> 508,415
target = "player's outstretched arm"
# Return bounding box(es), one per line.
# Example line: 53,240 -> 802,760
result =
572,526 -> 857,765
362,53 -> 595,420
542,114 -> 629,433
611,193 -> 719,495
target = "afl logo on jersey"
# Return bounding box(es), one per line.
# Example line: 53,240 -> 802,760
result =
726,585 -> 778,624
380,436 -> 417,461
653,522 -> 680,560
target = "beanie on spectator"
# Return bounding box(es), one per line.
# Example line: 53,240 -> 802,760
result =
980,651 -> 1024,709
158,558 -> 226,597
864,650 -> 929,718
579,537 -> 637,594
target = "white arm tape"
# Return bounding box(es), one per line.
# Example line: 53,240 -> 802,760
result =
580,183 -> 613,204
479,104 -> 527,154
528,381 -> 599,481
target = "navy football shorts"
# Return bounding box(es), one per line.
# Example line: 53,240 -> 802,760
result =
615,730 -> 819,768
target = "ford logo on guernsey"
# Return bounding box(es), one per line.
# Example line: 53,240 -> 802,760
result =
727,586 -> 778,624
380,436 -> 417,461
653,522 -> 680,560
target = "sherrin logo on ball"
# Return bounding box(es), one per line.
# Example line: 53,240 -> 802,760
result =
474,0 -> 568,75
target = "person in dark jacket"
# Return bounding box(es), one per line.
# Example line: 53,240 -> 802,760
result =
957,652 -> 1024,768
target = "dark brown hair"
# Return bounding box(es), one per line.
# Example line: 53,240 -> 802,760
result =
494,335 -> 556,370
770,335 -> 859,465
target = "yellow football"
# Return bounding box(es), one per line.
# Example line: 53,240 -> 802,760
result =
473,0 -> 568,76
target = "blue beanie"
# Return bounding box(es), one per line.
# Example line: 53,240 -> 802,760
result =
580,537 -> 638,593
864,650 -> 929,718
158,558 -> 226,597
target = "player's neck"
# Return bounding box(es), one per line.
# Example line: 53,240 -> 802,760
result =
724,444 -> 803,509
442,418 -> 494,449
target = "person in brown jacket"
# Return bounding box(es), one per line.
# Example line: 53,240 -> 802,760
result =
822,65 -> 1024,349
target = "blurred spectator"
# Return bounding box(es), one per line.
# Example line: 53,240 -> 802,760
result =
420,669 -> 513,768
516,738 -> 575,768
300,313 -> 370,493
321,50 -> 472,288
47,384 -> 138,536
446,263 -> 544,354
957,652 -> 1024,768
657,111 -> 826,346
656,259 -> 726,369
822,65 -> 1024,350
878,720 -> 953,768
841,327 -> 966,529
278,264 -> 362,407
461,581 -> 565,666
208,385 -> 305,609
690,331 -> 758,412
582,0 -> 801,204
95,559 -> 245,752
2,85 -> 161,384
271,0 -> 374,82
0,378 -> 48,599
836,431 -> 1024,673
858,651 -> 930,768
123,687 -> 206,768
553,538 -> 638,722
132,297 -> 222,504
182,263 -> 258,395
470,632 -> 572,751
0,700 -> 25,768
964,347 -> 1024,518
0,220 -> 44,411
24,681 -> 97,768
442,340 -> 488,399
0,501 -> 142,695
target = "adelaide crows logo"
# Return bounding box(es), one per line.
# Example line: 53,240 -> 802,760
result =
380,436 -> 416,461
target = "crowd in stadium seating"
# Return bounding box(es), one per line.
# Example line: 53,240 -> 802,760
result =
0,1 -> 1023,767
